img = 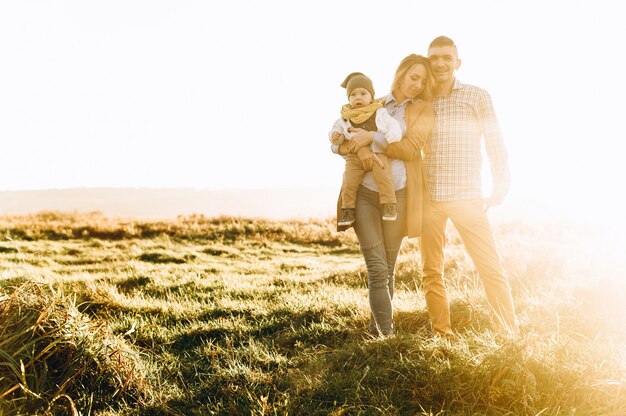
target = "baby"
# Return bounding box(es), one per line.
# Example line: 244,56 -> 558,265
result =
329,72 -> 402,227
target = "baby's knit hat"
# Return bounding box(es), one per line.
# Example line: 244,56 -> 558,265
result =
341,72 -> 375,98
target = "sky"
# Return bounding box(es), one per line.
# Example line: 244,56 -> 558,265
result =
1,0 -> 625,222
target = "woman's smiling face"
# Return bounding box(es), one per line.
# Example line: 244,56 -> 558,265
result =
396,64 -> 427,101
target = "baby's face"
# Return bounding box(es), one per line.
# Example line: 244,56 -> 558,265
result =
348,88 -> 372,109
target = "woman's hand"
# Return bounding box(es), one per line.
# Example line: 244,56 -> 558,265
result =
357,147 -> 384,171
347,128 -> 374,153
338,142 -> 351,156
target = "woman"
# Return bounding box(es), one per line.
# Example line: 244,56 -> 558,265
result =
333,54 -> 436,337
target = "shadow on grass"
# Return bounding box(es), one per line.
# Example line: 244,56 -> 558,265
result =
171,306 -> 364,355
169,296 -> 495,359
115,275 -> 153,293
319,269 -> 366,288
138,252 -> 189,264
124,298 -> 623,416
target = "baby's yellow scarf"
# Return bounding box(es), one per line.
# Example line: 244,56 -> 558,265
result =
341,101 -> 382,124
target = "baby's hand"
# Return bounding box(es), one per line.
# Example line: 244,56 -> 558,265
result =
331,131 -> 344,145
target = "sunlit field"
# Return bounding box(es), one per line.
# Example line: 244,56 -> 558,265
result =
0,212 -> 624,415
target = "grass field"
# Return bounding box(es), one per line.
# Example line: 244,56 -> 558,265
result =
0,212 -> 624,415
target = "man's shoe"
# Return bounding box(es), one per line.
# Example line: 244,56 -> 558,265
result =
338,209 -> 356,227
381,203 -> 397,221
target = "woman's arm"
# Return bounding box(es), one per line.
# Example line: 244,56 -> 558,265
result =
338,142 -> 383,171
385,102 -> 435,161
337,142 -> 350,155
345,129 -> 375,153
356,147 -> 384,171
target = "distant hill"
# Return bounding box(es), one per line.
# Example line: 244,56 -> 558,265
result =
0,187 -> 339,220
0,187 -> 566,224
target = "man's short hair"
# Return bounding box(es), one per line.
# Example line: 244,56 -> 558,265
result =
429,36 -> 458,55
429,36 -> 455,49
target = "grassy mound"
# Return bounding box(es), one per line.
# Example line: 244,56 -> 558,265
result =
0,282 -> 152,415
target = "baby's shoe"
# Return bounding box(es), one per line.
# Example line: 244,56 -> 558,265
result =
338,209 -> 356,226
381,203 -> 397,221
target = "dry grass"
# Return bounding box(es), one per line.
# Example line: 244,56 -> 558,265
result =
0,281 -> 152,415
0,212 -> 624,415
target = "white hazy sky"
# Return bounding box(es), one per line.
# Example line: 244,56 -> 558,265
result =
1,0 -> 625,220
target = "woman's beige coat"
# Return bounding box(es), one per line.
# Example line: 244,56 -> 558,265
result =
336,100 -> 435,238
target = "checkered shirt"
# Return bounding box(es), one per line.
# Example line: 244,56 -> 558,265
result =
424,79 -> 511,202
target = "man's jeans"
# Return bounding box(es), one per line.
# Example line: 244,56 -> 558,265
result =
420,199 -> 518,336
354,185 -> 407,336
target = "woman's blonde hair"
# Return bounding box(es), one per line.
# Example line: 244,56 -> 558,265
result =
390,54 -> 435,101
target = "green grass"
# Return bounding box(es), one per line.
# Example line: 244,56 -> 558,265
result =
0,212 -> 624,415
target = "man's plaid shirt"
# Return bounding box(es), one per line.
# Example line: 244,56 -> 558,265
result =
424,79 -> 511,202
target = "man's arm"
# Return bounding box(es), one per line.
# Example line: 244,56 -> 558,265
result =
478,90 -> 511,203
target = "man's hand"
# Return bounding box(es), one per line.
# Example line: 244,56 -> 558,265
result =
482,196 -> 504,211
347,128 -> 374,153
357,147 -> 384,171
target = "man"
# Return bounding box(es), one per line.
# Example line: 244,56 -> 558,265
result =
421,36 -> 518,337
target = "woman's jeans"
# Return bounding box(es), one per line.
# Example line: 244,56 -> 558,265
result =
353,185 -> 407,336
